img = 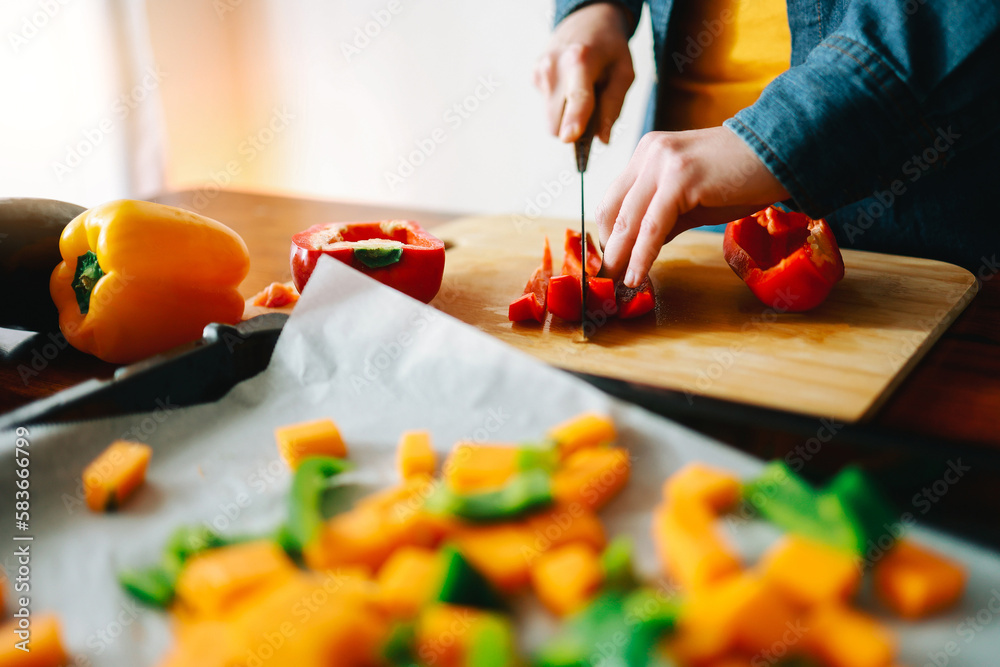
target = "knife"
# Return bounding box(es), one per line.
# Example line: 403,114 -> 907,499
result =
0,313 -> 287,431
574,109 -> 600,338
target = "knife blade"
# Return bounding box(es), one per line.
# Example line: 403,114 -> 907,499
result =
574,110 -> 599,338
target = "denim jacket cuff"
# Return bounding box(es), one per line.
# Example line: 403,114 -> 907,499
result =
724,35 -> 934,219
554,0 -> 643,37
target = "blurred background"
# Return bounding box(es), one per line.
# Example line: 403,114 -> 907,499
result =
0,0 -> 654,219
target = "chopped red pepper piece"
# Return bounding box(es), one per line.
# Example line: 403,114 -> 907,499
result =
290,220 -> 446,303
252,282 -> 300,308
615,279 -> 655,319
547,230 -> 617,322
509,237 -> 553,323
562,229 -> 603,277
548,275 -> 617,322
724,207 -> 845,312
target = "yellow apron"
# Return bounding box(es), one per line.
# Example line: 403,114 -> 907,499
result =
657,0 -> 792,130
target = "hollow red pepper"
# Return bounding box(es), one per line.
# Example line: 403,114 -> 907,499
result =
724,207 -> 845,312
290,220 -> 445,303
547,230 -> 617,322
508,237 -> 552,323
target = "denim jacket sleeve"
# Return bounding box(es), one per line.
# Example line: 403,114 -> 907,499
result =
724,0 -> 1000,218
554,0 -> 644,36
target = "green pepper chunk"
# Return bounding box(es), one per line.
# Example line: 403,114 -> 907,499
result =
435,545 -> 506,610
467,615 -> 516,667
424,468 -> 554,523
162,525 -> 228,576
536,590 -> 679,667
120,525 -> 240,608
600,535 -> 638,592
825,466 -> 899,553
622,588 -> 681,636
282,455 -> 354,556
744,461 -> 858,553
515,441 -> 559,472
118,566 -> 175,608
382,622 -> 418,666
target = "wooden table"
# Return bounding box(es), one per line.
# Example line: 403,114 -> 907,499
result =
3,189 -> 998,545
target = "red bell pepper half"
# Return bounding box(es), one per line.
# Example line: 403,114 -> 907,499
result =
546,230 -> 617,322
723,206 -> 845,312
509,237 -> 553,323
290,220 -> 446,303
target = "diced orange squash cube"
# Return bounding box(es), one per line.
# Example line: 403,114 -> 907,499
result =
553,447 -> 630,511
874,540 -> 966,619
158,617 -> 237,667
760,535 -> 861,608
671,573 -> 800,664
0,613 -> 67,667
170,571 -> 383,665
225,572 -> 386,666
357,475 -> 436,512
82,440 -> 152,512
376,546 -> 442,618
524,503 -> 607,561
397,431 -> 437,480
306,493 -> 442,571
663,463 -> 742,512
174,540 -> 296,617
452,523 -> 536,592
802,605 -> 896,667
274,418 -> 347,469
652,499 -> 741,591
530,542 -> 603,616
547,413 -> 616,458
416,604 -> 494,667
443,443 -> 520,492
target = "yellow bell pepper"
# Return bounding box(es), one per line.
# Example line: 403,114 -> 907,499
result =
50,200 -> 249,364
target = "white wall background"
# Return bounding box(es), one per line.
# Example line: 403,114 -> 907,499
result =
1,0 -> 655,221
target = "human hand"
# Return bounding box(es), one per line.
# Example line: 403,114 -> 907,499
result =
597,126 -> 791,287
533,3 -> 635,144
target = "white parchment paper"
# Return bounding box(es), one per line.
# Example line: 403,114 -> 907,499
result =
2,256 -> 998,666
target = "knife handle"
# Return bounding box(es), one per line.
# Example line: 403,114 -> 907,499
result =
574,95 -> 602,173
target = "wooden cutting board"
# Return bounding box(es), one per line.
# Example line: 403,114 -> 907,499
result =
427,215 -> 978,422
